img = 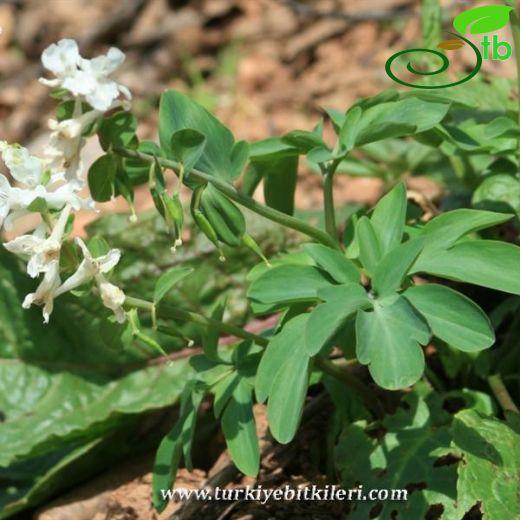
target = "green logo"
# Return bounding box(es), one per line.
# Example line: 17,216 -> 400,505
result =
385,4 -> 514,89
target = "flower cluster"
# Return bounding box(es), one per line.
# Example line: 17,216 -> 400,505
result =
1,39 -> 130,323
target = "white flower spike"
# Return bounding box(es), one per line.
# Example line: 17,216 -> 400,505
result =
56,238 -> 126,322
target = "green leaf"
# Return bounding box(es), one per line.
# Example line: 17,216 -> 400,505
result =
230,140 -> 250,179
306,284 -> 369,355
338,106 -> 362,152
418,209 -> 512,252
354,97 -> 450,146
336,393 -> 457,518
303,243 -> 360,284
356,216 -> 382,274
262,154 -> 299,215
248,265 -> 332,307
154,266 -> 194,304
124,140 -> 162,186
264,315 -> 311,443
152,383 -> 203,512
159,89 -> 238,182
472,174 -> 520,217
255,314 -> 307,403
170,128 -> 206,175
212,371 -> 239,417
356,295 -> 430,389
452,410 -> 520,518
98,111 -> 137,151
370,182 -> 407,255
282,130 -> 325,153
356,122 -> 417,146
202,297 -> 227,362
372,238 -> 424,297
404,284 -> 494,352
453,5 -> 513,35
222,379 -> 259,476
87,154 -> 117,202
412,240 -> 520,295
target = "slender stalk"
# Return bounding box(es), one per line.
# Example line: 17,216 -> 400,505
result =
124,295 -> 383,417
323,170 -> 338,241
508,1 -> 520,172
488,374 -> 519,413
114,148 -> 340,250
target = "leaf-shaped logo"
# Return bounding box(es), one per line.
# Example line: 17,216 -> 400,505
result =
453,5 -> 513,35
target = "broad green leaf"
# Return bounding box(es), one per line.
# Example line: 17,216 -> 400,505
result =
170,128 -> 206,176
159,89 -> 238,182
87,154 -> 117,202
262,155 -> 299,215
419,209 -> 512,251
472,174 -> 520,217
222,379 -> 259,476
255,314 -> 308,403
0,250 -> 193,469
306,284 -> 369,355
248,265 -> 332,307
303,243 -> 360,284
452,410 -> 520,518
453,5 -> 513,35
370,182 -> 407,254
336,393 -> 457,518
372,238 -> 424,297
153,266 -> 194,304
355,97 -> 450,146
356,122 -> 417,146
0,430 -> 143,520
405,284 -> 494,352
356,295 -> 430,389
266,315 -> 311,443
356,216 -> 382,274
412,240 -> 520,295
180,386 -> 205,470
98,111 -> 137,151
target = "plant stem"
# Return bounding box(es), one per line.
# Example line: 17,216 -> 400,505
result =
125,295 -> 382,417
114,148 -> 340,250
508,0 -> 520,172
323,170 -> 338,241
488,374 -> 519,413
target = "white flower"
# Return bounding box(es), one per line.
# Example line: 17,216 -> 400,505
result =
40,39 -> 81,88
56,238 -> 126,322
22,259 -> 61,323
4,204 -> 71,277
40,39 -> 131,112
45,109 -> 101,181
0,174 -> 45,230
0,142 -> 45,187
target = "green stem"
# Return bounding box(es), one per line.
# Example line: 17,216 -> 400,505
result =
488,374 -> 519,413
114,148 -> 339,250
124,295 -> 382,416
323,170 -> 338,241
508,1 -> 520,172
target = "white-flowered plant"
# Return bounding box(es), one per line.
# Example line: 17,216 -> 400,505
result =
1,39 -> 130,323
